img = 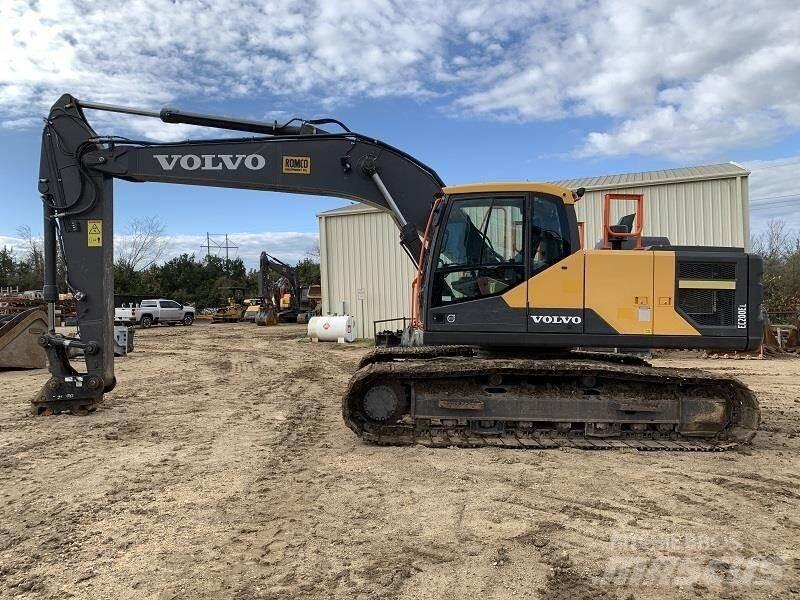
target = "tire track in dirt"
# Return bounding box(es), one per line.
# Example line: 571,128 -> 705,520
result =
2,329 -> 799,599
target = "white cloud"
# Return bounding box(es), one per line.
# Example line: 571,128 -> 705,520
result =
1,0 -> 799,158
162,231 -> 318,269
0,236 -> 25,254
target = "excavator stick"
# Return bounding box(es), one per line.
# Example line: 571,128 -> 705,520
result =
0,309 -> 49,369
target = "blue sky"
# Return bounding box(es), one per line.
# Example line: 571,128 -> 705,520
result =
2,0 -> 799,266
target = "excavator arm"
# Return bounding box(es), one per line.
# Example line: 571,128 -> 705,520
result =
261,252 -> 300,310
34,94 -> 443,414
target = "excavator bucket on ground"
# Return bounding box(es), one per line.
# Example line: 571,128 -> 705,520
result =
255,304 -> 279,326
0,308 -> 48,369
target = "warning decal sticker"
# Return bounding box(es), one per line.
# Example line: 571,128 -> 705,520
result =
88,220 -> 102,247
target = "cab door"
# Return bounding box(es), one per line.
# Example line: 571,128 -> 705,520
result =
526,193 -> 584,334
427,195 -> 527,332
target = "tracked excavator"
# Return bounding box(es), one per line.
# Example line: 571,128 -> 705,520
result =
261,252 -> 317,323
33,94 -> 762,449
261,252 -> 302,322
253,251 -> 279,326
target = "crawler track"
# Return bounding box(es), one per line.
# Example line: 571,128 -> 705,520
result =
343,346 -> 760,451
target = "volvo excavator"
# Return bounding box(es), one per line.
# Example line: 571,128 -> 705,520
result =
33,94 -> 762,450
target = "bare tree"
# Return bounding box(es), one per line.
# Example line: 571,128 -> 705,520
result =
16,224 -> 44,273
116,216 -> 168,271
751,219 -> 792,262
306,242 -> 320,259
16,225 -> 42,261
751,219 -> 800,311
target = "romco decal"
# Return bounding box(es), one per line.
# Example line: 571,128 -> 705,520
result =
153,154 -> 267,171
282,155 -> 311,174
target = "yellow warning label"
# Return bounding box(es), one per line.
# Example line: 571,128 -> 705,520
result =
87,220 -> 102,247
282,156 -> 311,174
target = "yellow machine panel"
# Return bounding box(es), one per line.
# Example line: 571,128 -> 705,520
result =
501,279 -> 527,308
529,250 -> 584,309
501,251 -> 584,309
653,251 -> 700,336
585,250 -> 654,334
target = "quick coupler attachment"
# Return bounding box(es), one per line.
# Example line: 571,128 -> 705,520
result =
32,332 -> 105,415
32,375 -> 105,416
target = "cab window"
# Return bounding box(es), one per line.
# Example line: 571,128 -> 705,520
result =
432,196 -> 525,307
531,194 -> 571,274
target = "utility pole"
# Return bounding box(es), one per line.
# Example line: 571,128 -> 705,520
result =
200,233 -> 239,272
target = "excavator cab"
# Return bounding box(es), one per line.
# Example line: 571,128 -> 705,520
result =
425,185 -> 578,335
422,185 -> 761,352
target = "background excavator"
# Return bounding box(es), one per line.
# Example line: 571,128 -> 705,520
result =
252,251 -> 278,326
260,252 -> 316,324
33,94 -> 762,448
245,251 -> 314,325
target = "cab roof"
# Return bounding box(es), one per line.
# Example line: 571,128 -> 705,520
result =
442,182 -> 575,203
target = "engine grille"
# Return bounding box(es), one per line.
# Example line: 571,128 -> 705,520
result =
677,261 -> 736,280
678,288 -> 736,327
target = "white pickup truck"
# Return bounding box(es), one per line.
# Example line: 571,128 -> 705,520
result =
115,298 -> 195,328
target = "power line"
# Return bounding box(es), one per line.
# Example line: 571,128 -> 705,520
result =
750,192 -> 800,202
747,159 -> 800,172
752,197 -> 799,206
751,199 -> 800,211
201,233 -> 239,261
751,200 -> 800,209
752,206 -> 794,212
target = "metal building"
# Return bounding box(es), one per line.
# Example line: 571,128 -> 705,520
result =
560,163 -> 750,250
318,162 -> 750,338
318,204 -> 418,339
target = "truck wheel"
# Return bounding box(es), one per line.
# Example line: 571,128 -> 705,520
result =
140,315 -> 153,328
183,313 -> 194,326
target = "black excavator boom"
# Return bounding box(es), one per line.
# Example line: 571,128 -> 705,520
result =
34,94 -> 443,415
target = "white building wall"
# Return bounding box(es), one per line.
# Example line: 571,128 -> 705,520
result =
319,206 -> 416,339
575,176 -> 748,249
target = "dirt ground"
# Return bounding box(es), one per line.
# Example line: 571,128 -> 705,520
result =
1,322 -> 798,600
